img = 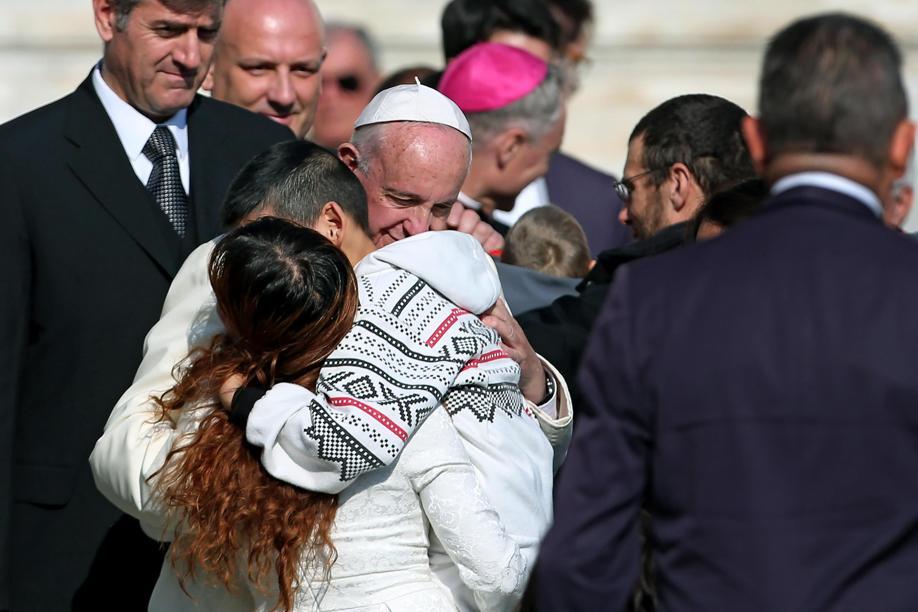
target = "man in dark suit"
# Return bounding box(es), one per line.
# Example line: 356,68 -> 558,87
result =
520,94 -> 756,404
535,13 -> 918,611
0,0 -> 292,609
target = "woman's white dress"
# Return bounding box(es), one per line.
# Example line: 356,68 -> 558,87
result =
269,408 -> 526,612
149,408 -> 526,612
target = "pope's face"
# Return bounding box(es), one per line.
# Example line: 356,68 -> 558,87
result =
95,0 -> 221,120
349,124 -> 470,247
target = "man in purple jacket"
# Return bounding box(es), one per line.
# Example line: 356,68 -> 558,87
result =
535,12 -> 918,612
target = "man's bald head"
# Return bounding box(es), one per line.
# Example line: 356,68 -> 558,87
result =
208,0 -> 325,138
339,121 -> 471,246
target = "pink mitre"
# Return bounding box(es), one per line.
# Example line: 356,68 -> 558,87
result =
439,42 -> 549,113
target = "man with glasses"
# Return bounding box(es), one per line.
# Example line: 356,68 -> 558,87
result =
311,23 -> 382,150
616,94 -> 753,241
518,93 -> 757,403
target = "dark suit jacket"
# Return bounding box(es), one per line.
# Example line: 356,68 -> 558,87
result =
0,75 -> 292,611
545,151 -> 632,256
535,186 -> 918,611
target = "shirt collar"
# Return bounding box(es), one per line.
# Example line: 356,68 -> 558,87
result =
92,63 -> 189,162
771,171 -> 883,218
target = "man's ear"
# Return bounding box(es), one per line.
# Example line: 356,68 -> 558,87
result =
742,115 -> 767,175
888,119 -> 916,180
885,185 -> 913,229
338,143 -> 360,173
666,163 -> 696,213
202,64 -> 215,93
93,0 -> 117,43
495,128 -> 527,168
314,201 -> 346,246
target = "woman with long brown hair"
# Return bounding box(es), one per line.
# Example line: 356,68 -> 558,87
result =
152,218 -> 526,611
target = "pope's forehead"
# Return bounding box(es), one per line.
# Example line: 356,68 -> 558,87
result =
376,123 -> 468,159
364,125 -> 468,189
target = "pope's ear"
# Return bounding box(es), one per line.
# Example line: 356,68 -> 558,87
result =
338,143 -> 360,173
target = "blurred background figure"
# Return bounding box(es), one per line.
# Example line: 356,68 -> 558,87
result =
205,0 -> 326,139
441,0 -> 561,64
376,65 -> 438,93
499,206 -> 592,313
546,0 -> 594,93
439,42 -> 566,234
311,23 -> 382,150
437,0 -> 630,254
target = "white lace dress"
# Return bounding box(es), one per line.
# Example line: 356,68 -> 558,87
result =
244,407 -> 526,612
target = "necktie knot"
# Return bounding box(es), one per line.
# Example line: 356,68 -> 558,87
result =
143,126 -> 178,162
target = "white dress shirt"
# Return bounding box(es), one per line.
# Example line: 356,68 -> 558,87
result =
92,64 -> 190,194
772,171 -> 883,218
493,177 -> 550,227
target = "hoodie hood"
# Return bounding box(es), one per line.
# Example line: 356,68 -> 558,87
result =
356,231 -> 501,314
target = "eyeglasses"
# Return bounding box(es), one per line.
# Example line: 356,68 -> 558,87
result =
613,169 -> 659,203
324,74 -> 363,93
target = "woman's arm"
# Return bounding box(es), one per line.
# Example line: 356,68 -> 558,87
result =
403,410 -> 527,612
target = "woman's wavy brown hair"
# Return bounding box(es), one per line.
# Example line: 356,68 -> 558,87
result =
153,217 -> 358,611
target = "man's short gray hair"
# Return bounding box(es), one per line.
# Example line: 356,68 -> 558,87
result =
110,0 -> 224,30
465,63 -> 563,147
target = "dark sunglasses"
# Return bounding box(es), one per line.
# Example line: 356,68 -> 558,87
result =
326,74 -> 363,93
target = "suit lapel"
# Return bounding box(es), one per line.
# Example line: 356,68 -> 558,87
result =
64,76 -> 182,277
187,97 -> 230,243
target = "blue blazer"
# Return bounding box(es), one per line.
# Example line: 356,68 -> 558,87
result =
535,186 -> 918,611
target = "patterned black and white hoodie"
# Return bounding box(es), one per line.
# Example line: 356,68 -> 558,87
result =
247,230 -> 566,610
